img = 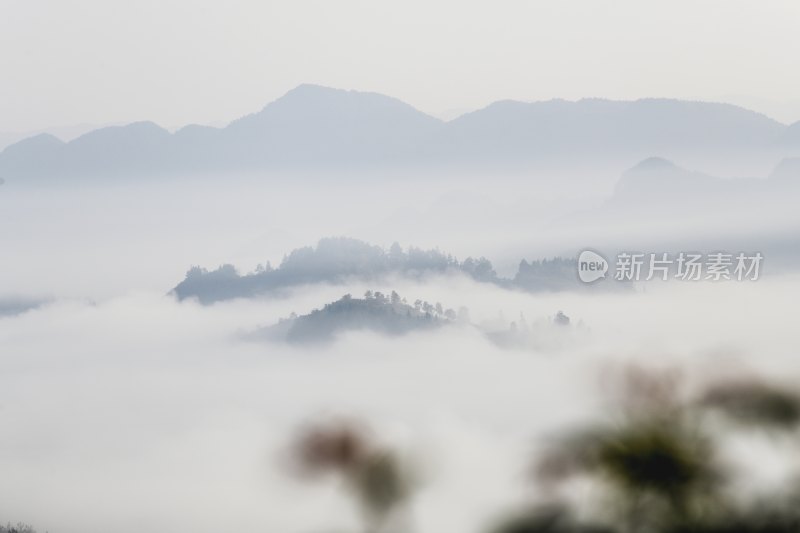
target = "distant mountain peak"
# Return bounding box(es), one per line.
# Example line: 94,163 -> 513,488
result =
69,121 -> 170,145
26,132 -> 64,143
275,83 -> 347,103
627,156 -> 678,173
284,83 -> 345,95
2,132 -> 64,154
269,83 -> 432,112
227,83 -> 441,134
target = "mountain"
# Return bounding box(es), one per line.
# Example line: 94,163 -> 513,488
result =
781,121 -> 800,147
0,85 -> 443,180
62,122 -> 174,175
253,291 -> 454,344
171,237 -> 619,305
219,84 -> 443,168
609,156 -> 800,205
442,98 -> 784,164
0,123 -> 175,180
0,296 -> 48,317
612,157 -> 726,202
0,133 -> 65,181
0,85 -> 793,181
172,237 -> 498,304
0,123 -> 120,152
250,290 -> 580,350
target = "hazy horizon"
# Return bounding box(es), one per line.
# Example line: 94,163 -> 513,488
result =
1,86 -> 798,151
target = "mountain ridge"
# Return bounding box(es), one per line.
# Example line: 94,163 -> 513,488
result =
2,84 -> 797,181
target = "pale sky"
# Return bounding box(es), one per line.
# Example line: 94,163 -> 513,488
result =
2,0 -> 800,134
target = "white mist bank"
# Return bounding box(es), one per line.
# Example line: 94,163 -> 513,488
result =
0,277 -> 797,533
2,168 -> 798,300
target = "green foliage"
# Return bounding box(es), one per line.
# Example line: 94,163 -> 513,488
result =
269,291 -> 455,343
700,380 -> 800,430
350,451 -> 411,525
595,423 -> 715,503
531,366 -> 800,532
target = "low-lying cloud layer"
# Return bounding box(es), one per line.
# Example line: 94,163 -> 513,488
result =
0,275 -> 797,533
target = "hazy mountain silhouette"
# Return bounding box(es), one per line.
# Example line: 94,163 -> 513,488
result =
612,157 -> 727,202
172,237 -> 621,305
0,133 -> 65,180
781,121 -> 800,147
219,84 -> 443,168
441,98 -> 785,170
64,122 -> 174,175
251,290 -> 579,349
172,237 -> 498,304
0,85 -> 442,180
0,85 -> 794,181
0,296 -> 48,317
610,156 -> 800,204
254,291 -> 454,344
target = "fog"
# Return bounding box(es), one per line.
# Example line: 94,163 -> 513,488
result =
1,116 -> 799,532
2,161 -> 797,300
5,0 -> 800,529
0,270 -> 797,533
0,173 -> 601,299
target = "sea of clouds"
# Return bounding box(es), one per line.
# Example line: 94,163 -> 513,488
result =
1,174 -> 798,533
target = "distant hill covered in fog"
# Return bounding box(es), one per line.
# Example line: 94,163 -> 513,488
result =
1,84 -> 798,181
610,156 -> 800,204
252,289 -> 580,348
171,237 -> 625,304
173,237 -> 499,303
255,291 -> 456,343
